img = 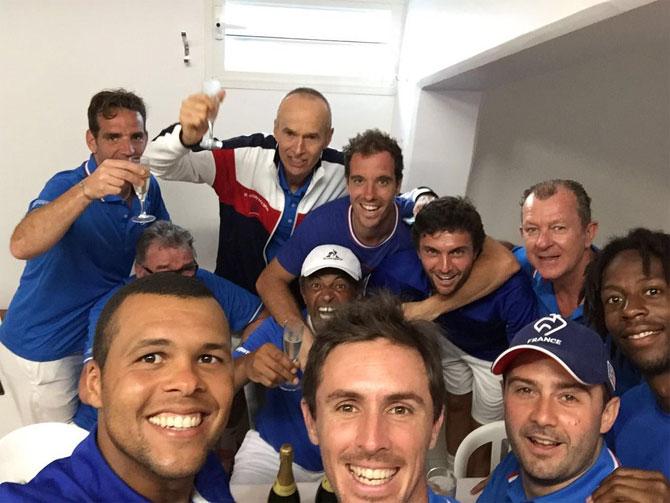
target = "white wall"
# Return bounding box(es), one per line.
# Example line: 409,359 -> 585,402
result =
466,46 -> 670,244
393,0 -> 653,190
0,0 -> 393,306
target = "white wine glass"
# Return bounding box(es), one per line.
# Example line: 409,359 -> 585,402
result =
131,160 -> 156,224
280,322 -> 303,391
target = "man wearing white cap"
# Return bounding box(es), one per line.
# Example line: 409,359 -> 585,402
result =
478,314 -> 621,502
230,244 -> 362,484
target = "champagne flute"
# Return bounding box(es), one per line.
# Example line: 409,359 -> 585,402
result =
131,159 -> 156,224
280,322 -> 303,391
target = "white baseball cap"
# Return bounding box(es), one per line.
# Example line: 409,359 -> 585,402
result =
300,245 -> 362,282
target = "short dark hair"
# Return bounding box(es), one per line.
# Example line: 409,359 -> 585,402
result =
520,179 -> 592,228
135,220 -> 196,265
343,129 -> 403,182
282,87 -> 332,129
412,196 -> 486,256
584,227 -> 670,337
302,292 -> 445,423
87,89 -> 147,138
93,273 -> 215,370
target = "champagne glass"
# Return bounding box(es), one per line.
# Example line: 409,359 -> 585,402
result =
280,322 -> 303,391
131,160 -> 156,224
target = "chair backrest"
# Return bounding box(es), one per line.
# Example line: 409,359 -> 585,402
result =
453,420 -> 508,478
0,422 -> 88,484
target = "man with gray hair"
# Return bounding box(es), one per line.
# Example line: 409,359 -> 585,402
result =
73,220 -> 265,430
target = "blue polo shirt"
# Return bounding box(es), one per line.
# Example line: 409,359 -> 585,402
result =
0,428 -> 234,502
264,161 -> 314,261
0,156 -> 169,361
478,444 -> 620,502
513,246 -> 584,322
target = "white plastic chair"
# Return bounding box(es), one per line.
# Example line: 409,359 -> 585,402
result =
0,422 -> 88,483
453,420 -> 508,478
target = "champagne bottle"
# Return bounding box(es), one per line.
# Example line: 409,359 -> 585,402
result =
315,476 -> 338,502
268,443 -> 300,502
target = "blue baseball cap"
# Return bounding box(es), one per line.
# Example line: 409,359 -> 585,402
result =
492,314 -> 615,394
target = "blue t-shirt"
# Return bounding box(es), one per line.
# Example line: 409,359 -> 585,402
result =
0,156 -> 169,361
276,196 -> 429,300
73,268 -> 262,430
0,428 -> 234,502
478,444 -> 619,502
607,381 -> 670,478
233,315 -> 322,472
434,270 -> 537,361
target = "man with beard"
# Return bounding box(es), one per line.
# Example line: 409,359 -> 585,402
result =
0,274 -> 235,502
584,227 -> 670,501
478,315 -> 620,502
231,245 -> 362,484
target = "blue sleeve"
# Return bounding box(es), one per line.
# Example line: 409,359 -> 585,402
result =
29,171 -> 80,211
148,176 -> 170,221
233,317 -> 282,360
84,285 -> 123,362
498,271 -> 538,342
197,270 -> 262,333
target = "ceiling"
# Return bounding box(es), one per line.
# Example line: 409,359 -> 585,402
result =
421,0 -> 669,91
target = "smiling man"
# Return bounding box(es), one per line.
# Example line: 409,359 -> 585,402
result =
478,315 -> 620,502
0,274 -> 235,502
231,244 -> 362,485
301,293 -> 456,502
73,220 -> 264,431
516,179 -> 598,322
412,197 -> 537,476
0,89 -> 169,426
144,87 -> 345,294
584,227 -> 670,501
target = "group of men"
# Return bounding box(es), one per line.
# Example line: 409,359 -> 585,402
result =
0,84 -> 667,502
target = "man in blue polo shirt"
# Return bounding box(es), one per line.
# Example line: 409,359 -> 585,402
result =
231,244 -> 363,484
479,315 -> 621,502
584,228 -> 670,501
516,179 -> 598,322
73,220 -> 264,430
412,196 -> 537,477
0,89 -> 169,425
0,274 -> 235,502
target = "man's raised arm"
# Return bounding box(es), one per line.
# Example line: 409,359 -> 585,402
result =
10,160 -> 147,260
142,91 -> 225,184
